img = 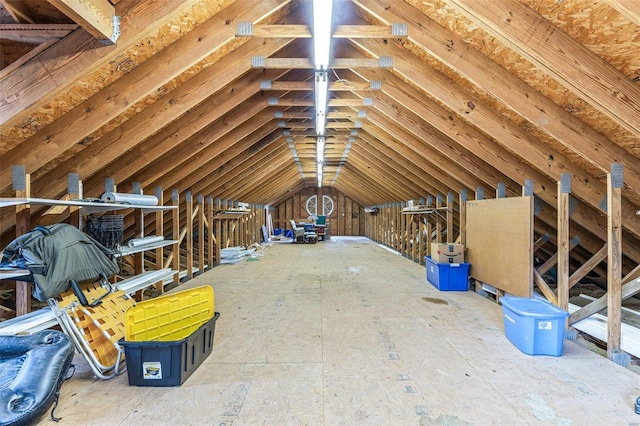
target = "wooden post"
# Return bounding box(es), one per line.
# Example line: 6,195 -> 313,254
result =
197,193 -> 205,274
436,194 -> 443,244
426,195 -> 433,257
207,196 -> 214,270
13,166 -> 31,316
607,164 -> 623,360
459,189 -> 467,246
396,203 -> 402,252
446,192 -> 454,243
185,191 -> 193,280
214,197 -> 222,266
132,182 -> 144,301
171,189 -> 180,284
68,173 -> 81,228
557,174 -> 571,311
155,186 -> 164,293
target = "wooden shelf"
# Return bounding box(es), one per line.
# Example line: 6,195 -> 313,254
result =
401,206 -> 448,221
1,195 -> 180,319
0,269 -> 30,280
115,239 -> 178,257
212,208 -> 251,220
0,197 -> 177,214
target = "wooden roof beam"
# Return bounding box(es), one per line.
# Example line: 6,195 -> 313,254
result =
352,0 -> 640,205
125,108 -> 276,195
236,24 -> 407,39
236,167 -> 303,204
350,41 -> 640,240
355,132 -> 449,197
336,165 -> 397,204
0,24 -> 78,43
260,80 -> 379,91
216,153 -> 294,201
268,180 -> 310,207
26,64 -> 290,209
0,1 -> 193,130
445,0 -> 640,138
0,0 -> 290,194
47,0 -> 118,43
172,124 -> 285,196
252,57 -> 392,69
268,98 -> 372,107
360,72 -> 640,262
360,113 -> 479,196
2,0 -> 36,23
604,0 -> 640,27
194,139 -> 290,199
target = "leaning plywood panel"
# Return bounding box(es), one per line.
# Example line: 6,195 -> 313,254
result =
466,197 -> 533,297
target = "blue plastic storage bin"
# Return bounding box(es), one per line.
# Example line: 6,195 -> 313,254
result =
425,256 -> 470,291
500,297 -> 568,356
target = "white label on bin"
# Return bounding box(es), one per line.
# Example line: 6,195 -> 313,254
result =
538,321 -> 553,330
143,361 -> 162,380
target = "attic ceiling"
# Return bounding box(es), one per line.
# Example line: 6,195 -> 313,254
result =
1,0 -> 639,265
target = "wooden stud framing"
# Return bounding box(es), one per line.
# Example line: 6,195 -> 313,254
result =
557,174 -> 571,310
154,186 -> 164,293
606,165 -> 623,359
198,193 -> 205,274
185,191 -> 193,280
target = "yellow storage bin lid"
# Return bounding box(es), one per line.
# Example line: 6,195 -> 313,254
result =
125,285 -> 214,342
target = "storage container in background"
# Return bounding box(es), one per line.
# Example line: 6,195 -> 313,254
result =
121,312 -> 219,386
500,297 -> 568,356
125,286 -> 214,342
425,256 -> 470,291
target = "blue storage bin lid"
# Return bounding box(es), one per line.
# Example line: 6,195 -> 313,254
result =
501,297 -> 568,318
424,256 -> 468,267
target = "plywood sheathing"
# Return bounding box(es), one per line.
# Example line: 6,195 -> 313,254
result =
0,2 -> 227,182
414,0 -> 639,153
1,2 -> 216,149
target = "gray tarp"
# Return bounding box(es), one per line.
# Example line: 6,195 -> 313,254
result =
0,224 -> 119,302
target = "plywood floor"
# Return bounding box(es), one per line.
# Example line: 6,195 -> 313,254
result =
45,237 -> 640,425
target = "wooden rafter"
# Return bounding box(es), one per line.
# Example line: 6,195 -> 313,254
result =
351,0 -> 640,205
0,24 -> 78,43
445,0 -> 640,138
605,0 -> 640,26
1,0 -> 36,23
260,80 -> 376,91
253,57 -> 390,69
238,24 -> 405,38
47,0 -> 116,43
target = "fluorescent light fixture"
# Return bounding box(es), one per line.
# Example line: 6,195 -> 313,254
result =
313,0 -> 332,189
313,0 -> 333,70
315,71 -> 328,136
316,137 -> 325,163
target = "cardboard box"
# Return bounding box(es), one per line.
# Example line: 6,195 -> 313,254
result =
430,243 -> 464,263
500,298 -> 568,356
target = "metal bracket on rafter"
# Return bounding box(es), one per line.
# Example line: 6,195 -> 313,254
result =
260,80 -> 272,90
105,16 -> 121,44
391,23 -> 408,37
252,56 -> 265,68
237,22 -> 253,36
379,56 -> 393,68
